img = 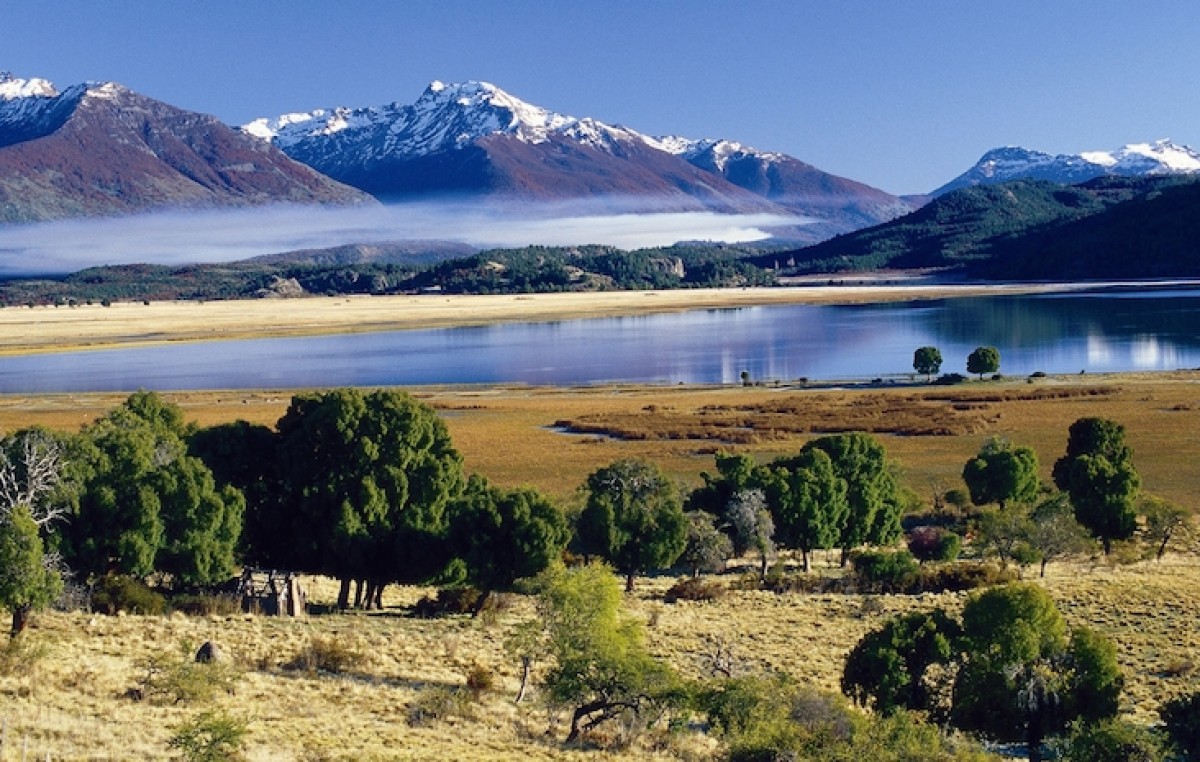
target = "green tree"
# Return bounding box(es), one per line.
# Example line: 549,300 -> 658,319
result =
1052,418 -> 1140,554
533,563 -> 683,743
951,583 -> 1122,762
768,448 -> 848,572
275,388 -> 464,608
66,393 -> 243,588
447,475 -> 569,613
0,505 -> 62,634
842,610 -> 961,715
962,437 -> 1040,510
966,346 -> 1001,379
686,452 -> 763,515
576,458 -> 686,592
803,433 -> 903,565
913,346 -> 943,380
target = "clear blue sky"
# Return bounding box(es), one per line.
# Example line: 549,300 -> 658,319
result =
6,0 -> 1199,195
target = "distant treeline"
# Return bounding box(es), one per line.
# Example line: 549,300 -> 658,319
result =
0,242 -> 781,305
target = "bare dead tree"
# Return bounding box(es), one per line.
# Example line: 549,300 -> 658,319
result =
0,430 -> 68,527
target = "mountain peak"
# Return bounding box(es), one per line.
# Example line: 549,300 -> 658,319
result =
935,140 -> 1200,195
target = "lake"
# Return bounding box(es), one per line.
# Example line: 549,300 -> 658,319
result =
3,286 -> 1200,393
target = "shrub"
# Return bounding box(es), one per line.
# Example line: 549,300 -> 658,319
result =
137,649 -> 240,704
850,550 -> 919,593
170,593 -> 241,617
1056,718 -> 1169,762
915,562 -> 1016,593
91,574 -> 167,616
464,663 -> 494,701
933,373 -> 968,386
411,587 -> 493,617
168,709 -> 248,762
0,631 -> 49,677
284,635 -> 365,675
663,577 -> 726,603
907,526 -> 962,563
1161,691 -> 1200,759
407,686 -> 473,727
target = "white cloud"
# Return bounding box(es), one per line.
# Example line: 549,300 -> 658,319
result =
0,201 -> 808,276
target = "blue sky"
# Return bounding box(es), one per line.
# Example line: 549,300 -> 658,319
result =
6,0 -> 1199,195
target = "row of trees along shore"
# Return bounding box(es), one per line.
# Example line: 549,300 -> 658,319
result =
2,388 -> 1199,758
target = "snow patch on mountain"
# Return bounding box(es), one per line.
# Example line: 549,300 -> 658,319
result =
936,139 -> 1200,195
0,72 -> 57,100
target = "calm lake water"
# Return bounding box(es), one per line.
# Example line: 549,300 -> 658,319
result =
4,286 -> 1200,393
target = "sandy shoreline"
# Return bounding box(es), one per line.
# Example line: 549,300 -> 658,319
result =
0,281 -> 1150,356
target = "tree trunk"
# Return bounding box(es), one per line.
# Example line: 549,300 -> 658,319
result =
373,582 -> 384,610
470,588 -> 492,617
801,549 -> 811,574
353,579 -> 365,609
840,547 -> 851,567
1158,532 -> 1172,560
1102,537 -> 1112,555
11,606 -> 30,636
759,551 -> 768,580
1039,557 -> 1048,578
624,573 -> 636,593
515,656 -> 532,703
337,578 -> 351,610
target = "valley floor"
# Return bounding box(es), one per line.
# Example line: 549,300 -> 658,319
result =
0,281 -> 1133,356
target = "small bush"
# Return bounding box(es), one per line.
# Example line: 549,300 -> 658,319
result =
915,562 -> 1016,593
0,632 -> 49,677
464,663 -> 495,701
933,373 -> 968,386
171,593 -> 241,617
1056,718 -> 1169,762
137,650 -> 240,705
907,526 -> 962,563
411,587 -> 494,617
168,709 -> 248,762
850,550 -> 919,593
663,577 -> 726,603
91,574 -> 167,616
284,635 -> 365,675
407,686 -> 473,727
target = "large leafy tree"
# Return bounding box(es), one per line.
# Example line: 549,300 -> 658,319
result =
966,346 -> 1000,379
802,433 -> 903,564
912,346 -> 943,380
275,388 -> 464,609
842,610 -> 961,715
1052,418 -> 1140,554
447,475 -> 569,613
843,583 -> 1123,762
576,458 -> 686,592
767,447 -> 848,572
66,392 -> 244,587
962,437 -> 1040,510
952,583 -> 1122,762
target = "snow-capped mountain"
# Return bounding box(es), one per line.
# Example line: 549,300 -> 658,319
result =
0,74 -> 371,224
933,140 -> 1200,196
245,81 -> 913,241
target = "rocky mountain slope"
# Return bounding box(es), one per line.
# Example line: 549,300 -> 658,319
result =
245,81 -> 914,242
0,73 -> 372,223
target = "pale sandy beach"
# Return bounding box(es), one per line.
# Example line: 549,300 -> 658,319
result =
0,282 -> 1139,356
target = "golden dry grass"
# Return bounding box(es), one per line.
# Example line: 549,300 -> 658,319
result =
1,373 -> 1199,758
3,557 -> 1198,760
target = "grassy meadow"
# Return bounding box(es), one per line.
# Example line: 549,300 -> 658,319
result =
1,372 -> 1199,759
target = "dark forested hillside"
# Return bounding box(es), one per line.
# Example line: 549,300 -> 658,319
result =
760,176 -> 1200,279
